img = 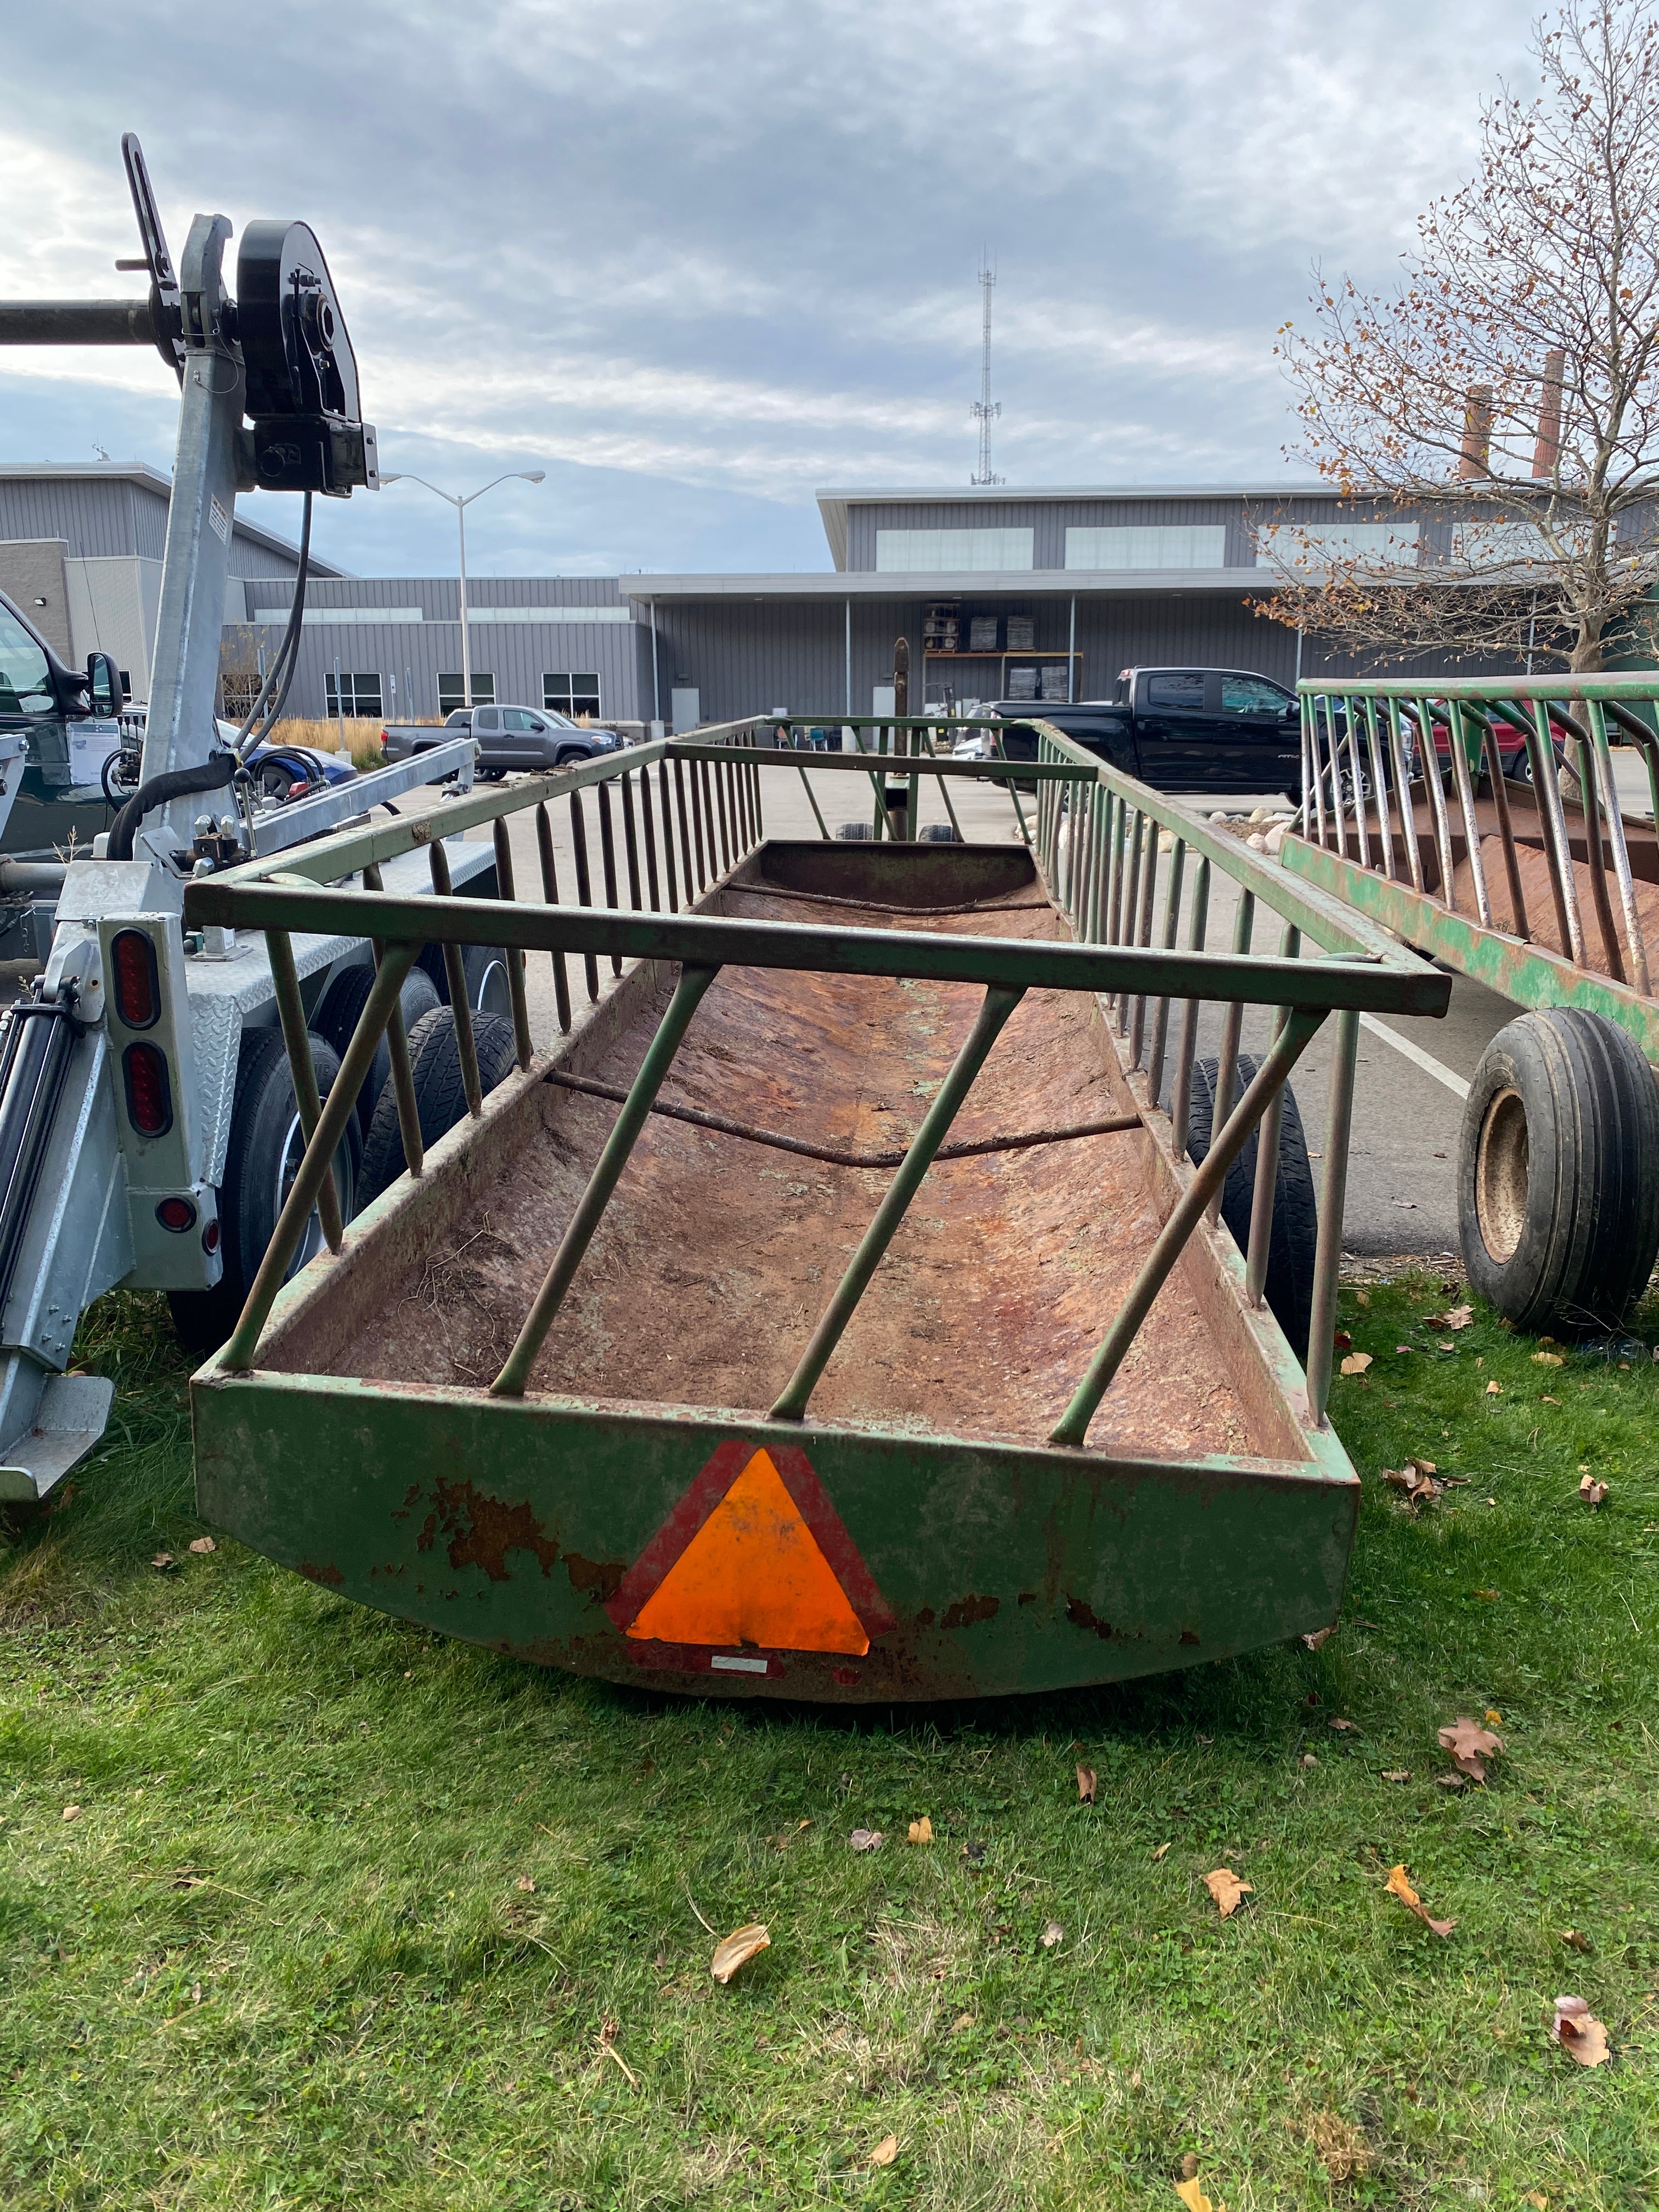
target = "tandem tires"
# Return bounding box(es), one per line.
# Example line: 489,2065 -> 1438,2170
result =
358,1006 -> 520,1205
168,1028 -> 363,1352
1458,1009 -> 1659,1334
313,959 -> 442,1137
1185,1052 -> 1319,1363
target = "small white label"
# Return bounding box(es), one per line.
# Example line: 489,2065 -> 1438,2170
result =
710,1654 -> 769,1674
208,496 -> 230,544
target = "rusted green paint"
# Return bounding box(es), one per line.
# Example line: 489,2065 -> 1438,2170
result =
190,1368 -> 1357,1701
1281,833 -> 1659,1064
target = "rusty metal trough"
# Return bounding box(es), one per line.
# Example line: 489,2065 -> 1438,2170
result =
183,724 -> 1447,1701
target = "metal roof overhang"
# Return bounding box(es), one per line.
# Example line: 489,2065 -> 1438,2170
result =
619,568 -> 1282,605
813,484 -> 1339,568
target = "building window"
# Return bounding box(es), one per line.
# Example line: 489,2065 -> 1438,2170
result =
325,672 -> 385,719
874,528 -> 1034,573
221,672 -> 261,720
438,672 -> 495,715
543,671 -> 601,718
1255,521 -> 1420,571
1065,525 -> 1227,570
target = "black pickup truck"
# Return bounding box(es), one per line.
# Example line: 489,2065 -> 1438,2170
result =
991,667 -> 1302,797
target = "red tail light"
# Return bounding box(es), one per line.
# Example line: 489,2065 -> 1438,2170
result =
122,1043 -> 173,1137
155,1196 -> 196,1233
110,928 -> 160,1028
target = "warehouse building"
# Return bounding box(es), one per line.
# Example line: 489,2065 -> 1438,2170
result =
5,466 -> 1489,729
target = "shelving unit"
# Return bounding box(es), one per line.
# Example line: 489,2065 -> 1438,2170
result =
921,648 -> 1082,707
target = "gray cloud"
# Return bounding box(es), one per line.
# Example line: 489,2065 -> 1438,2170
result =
0,0 -> 1538,575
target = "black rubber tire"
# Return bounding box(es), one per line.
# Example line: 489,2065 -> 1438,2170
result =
314,959 -> 441,1136
257,759 -> 297,803
834,821 -> 872,840
1184,1051 -> 1319,1363
1458,1008 -> 1659,1334
417,912 -> 515,1022
918,822 -> 961,842
168,1028 -> 362,1352
357,1006 -> 519,1204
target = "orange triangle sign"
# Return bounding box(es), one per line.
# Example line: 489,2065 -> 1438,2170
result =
627,1447 -> 869,1655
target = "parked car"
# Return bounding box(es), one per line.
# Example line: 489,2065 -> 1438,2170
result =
99,712 -> 357,807
383,703 -> 625,777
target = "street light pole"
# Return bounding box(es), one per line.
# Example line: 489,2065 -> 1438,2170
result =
380,469 -> 546,710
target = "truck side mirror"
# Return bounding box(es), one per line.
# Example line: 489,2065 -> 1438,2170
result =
85,652 -> 121,717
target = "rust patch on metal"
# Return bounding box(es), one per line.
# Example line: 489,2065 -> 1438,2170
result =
1179,1628 -> 1200,1646
416,1476 -> 560,1583
298,1559 -> 345,1587
562,1549 -> 626,1601
1066,1594 -> 1113,1640
940,1593 -> 1000,1631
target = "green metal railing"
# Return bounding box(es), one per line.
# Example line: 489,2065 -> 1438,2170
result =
185,718 -> 1446,1442
1290,674 -> 1659,1055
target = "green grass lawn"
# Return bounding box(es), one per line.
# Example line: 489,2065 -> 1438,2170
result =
3,1278 -> 1656,2210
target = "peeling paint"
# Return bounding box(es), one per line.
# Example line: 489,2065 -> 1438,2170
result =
415,1476 -> 560,1583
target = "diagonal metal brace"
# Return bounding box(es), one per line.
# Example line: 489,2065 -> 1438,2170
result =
1049,1004 -> 1326,1449
771,983 -> 1025,1422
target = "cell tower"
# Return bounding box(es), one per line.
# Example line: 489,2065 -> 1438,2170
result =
970,258 -> 1002,486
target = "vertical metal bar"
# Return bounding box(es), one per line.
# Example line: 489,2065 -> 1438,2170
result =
1446,702 -> 1493,928
1327,699 -> 1350,860
1087,785 -> 1107,942
596,778 -> 624,977
489,963 -> 721,1397
491,817 -> 534,1070
1245,923 -> 1300,1305
363,860 -> 424,1176
1476,712 -> 1530,940
1299,697 -> 1315,842
1363,700 -> 1395,881
1128,823 -> 1159,1068
670,757 -> 693,907
1589,702 -> 1651,994
1344,702 -> 1373,870
1306,1007 -> 1359,1426
1309,697 -> 1329,850
715,758 -> 733,871
1169,853 -> 1211,1158
1104,792 -> 1126,949
221,944 -> 419,1372
690,759 -> 709,888
797,763 -> 831,839
1050,1007 -> 1324,1447
639,765 -> 662,909
619,771 -> 644,910
1383,701 -> 1425,893
1572,715 -> 1626,981
1144,836 -> 1186,1102
534,803 -> 573,1035
771,984 -> 1026,1421
1418,702 -> 1459,902
266,927 -> 342,1250
1115,810 -> 1145,1030
428,840 -> 483,1114
1518,702 -> 1584,964
568,789 -> 601,1003
1207,889 -> 1255,1223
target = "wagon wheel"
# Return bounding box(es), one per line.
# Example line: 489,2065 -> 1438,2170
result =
168,1029 -> 363,1351
1182,1053 -> 1319,1363
1459,1009 -> 1659,1333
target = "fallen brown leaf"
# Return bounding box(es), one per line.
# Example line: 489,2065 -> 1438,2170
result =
1299,1753 -> 1318,1768
1485,1708 -> 1502,1723
1152,1841 -> 1172,1860
1076,1764 -> 1097,1804
1040,1918 -> 1064,1949
516,1875 -> 535,1893
1340,1351 -> 1373,1375
952,2011 -> 974,2031
907,1816 -> 933,1846
1526,2196 -> 1549,2210
1559,1928 -> 1592,1954
1333,1329 -> 1352,1351
1486,1380 -> 1503,1395
1435,1771 -> 1468,1790
61,1805 -> 81,1822
1427,1303 -> 1475,1330
1204,1867 -> 1252,1917
1579,1472 -> 1610,1507
848,1829 -> 884,1852
1328,1717 -> 1358,1732
150,1553 -> 174,1570
710,1923 -> 770,1984
1541,1393 -> 1560,1403
188,1536 -> 216,1554
868,2134 -> 900,2168
1384,1458 -> 1446,1508
1301,1624 -> 1336,1651
1385,1863 -> 1455,1937
1532,1351 -> 1564,1367
1355,1289 -> 1370,1306
1438,1717 -> 1504,1783
1178,2152 -> 1200,2181
1551,1994 -> 1610,2066
1435,1339 -> 1456,1352
1472,1587 -> 1501,1602
1175,2177 -> 1215,2212
1381,1769 -> 1411,1782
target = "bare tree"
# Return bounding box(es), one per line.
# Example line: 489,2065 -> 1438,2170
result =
1262,0 -> 1659,675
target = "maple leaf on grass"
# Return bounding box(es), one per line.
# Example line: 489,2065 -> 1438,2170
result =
1204,1867 -> 1252,1917
1551,1995 -> 1610,2066
1579,1472 -> 1610,1507
1175,2176 -> 1218,2212
906,1816 -> 933,1845
1426,1303 -> 1475,1330
1385,1863 -> 1454,1937
1438,1717 -> 1504,1783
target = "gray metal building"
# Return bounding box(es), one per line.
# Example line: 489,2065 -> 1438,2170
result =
0,462 -> 335,702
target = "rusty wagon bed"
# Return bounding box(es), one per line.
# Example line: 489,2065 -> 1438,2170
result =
185,724 -> 1447,1701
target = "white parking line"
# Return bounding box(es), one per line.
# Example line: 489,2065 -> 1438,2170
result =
1357,1013 -> 1470,1101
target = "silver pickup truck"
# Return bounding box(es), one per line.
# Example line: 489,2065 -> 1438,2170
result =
383,702 -> 625,777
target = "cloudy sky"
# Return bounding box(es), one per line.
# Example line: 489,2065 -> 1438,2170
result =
2,0 -> 1539,579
